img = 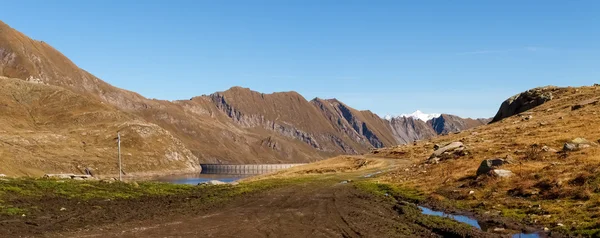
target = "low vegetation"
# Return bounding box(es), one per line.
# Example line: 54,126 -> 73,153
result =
354,180 -> 485,237
0,177 -> 314,218
354,181 -> 425,203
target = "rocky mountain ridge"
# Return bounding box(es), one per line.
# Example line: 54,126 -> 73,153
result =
0,20 -> 488,176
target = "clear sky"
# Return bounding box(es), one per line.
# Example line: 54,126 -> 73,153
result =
2,1 -> 599,118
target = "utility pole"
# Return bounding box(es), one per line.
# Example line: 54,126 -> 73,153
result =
118,132 -> 122,181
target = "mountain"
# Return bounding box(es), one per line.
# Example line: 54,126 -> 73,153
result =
429,114 -> 491,135
0,20 -> 488,176
399,110 -> 442,122
387,116 -> 438,144
384,112 -> 490,144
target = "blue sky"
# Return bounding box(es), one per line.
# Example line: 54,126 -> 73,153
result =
2,1 -> 599,118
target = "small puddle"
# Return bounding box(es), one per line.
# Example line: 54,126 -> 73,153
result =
418,206 -> 542,238
419,206 -> 481,229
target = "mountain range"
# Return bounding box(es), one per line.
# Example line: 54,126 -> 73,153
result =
0,20 -> 489,176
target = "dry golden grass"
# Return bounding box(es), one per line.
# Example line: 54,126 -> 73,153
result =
243,155 -> 397,182
373,85 -> 600,233
0,76 -> 200,177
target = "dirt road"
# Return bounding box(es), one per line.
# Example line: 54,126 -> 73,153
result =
54,180 -> 487,238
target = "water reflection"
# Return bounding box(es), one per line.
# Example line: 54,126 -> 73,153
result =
419,206 -> 481,229
154,173 -> 249,185
418,206 -> 542,238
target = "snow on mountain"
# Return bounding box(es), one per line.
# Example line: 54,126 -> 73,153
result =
383,110 -> 441,122
400,110 -> 441,121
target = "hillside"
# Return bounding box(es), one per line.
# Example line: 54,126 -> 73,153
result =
0,76 -> 198,177
373,85 -> 600,234
0,20 -> 487,176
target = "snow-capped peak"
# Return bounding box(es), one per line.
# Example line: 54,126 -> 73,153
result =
382,110 -> 441,122
400,110 -> 441,122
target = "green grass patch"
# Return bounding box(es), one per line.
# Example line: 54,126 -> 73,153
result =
500,208 -> 528,220
0,205 -> 26,216
0,176 -> 317,202
0,176 -> 327,220
0,178 -> 227,201
354,180 -> 425,203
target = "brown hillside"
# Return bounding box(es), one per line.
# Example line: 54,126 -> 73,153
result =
0,20 -> 489,175
374,85 -> 600,233
0,21 -> 336,165
0,76 -> 198,177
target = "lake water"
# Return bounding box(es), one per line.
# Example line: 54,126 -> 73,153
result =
418,206 -> 542,238
154,173 -> 249,185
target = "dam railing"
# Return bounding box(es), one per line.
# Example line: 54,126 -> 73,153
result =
200,163 -> 307,175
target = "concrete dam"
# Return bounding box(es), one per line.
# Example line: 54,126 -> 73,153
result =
200,163 -> 306,175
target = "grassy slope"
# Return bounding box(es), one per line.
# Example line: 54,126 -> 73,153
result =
0,76 -> 199,177
374,85 -> 600,236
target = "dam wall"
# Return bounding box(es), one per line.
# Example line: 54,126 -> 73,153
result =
200,163 -> 306,175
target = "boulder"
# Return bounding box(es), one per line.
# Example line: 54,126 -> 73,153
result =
199,180 -> 227,186
491,169 -> 514,178
564,143 -> 577,151
433,143 -> 449,150
430,142 -> 464,158
541,146 -> 558,153
477,158 -> 509,176
44,174 -> 76,179
491,87 -> 555,123
564,138 -> 596,151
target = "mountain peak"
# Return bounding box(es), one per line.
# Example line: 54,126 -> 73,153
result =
385,110 -> 441,122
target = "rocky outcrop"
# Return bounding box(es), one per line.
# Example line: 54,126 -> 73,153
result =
429,115 -> 490,135
337,103 -> 383,148
310,98 -> 397,150
477,158 -> 511,176
387,117 -> 437,144
427,142 -> 467,163
563,138 -> 596,151
491,87 -> 556,123
491,169 -> 514,178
